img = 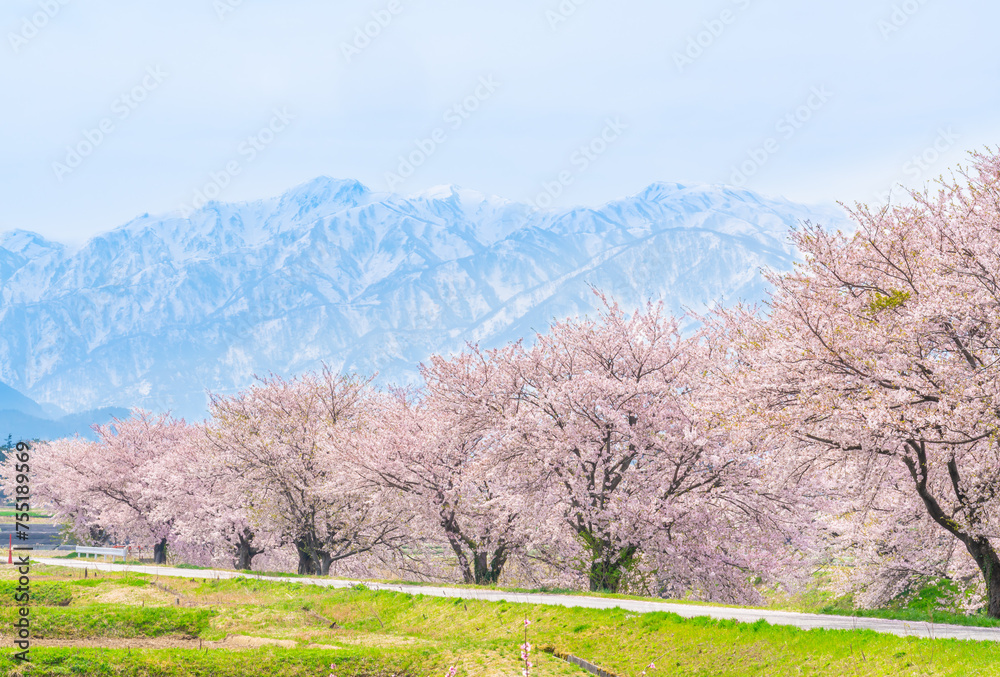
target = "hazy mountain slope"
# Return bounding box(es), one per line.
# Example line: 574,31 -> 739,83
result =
0,179 -> 850,419
0,381 -> 128,441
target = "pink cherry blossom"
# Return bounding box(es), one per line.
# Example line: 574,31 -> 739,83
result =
727,149 -> 1000,616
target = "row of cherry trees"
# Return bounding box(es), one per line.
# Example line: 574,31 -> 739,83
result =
6,149 -> 1000,614
2,300 -> 801,601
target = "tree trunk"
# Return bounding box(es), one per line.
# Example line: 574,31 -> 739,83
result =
296,541 -> 315,575
234,529 -> 263,571
966,537 -> 1000,619
153,538 -> 168,565
587,544 -> 637,593
440,510 -> 476,584
903,446 -> 1000,618
588,559 -> 617,593
439,508 -> 513,586
88,526 -> 111,546
295,538 -> 331,576
473,547 -> 508,585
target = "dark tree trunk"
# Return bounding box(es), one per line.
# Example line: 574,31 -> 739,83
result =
450,541 -> 475,584
441,510 -> 511,586
440,510 -> 476,584
966,537 -> 1000,619
296,541 -> 315,575
473,547 -> 508,585
234,529 -> 264,571
587,544 -> 637,593
153,538 -> 168,565
904,444 -> 1000,618
575,524 -> 638,592
295,538 -> 330,575
88,526 -> 111,546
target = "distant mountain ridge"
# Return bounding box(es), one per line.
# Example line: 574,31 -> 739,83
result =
0,381 -> 49,419
0,178 -> 851,420
0,382 -> 128,442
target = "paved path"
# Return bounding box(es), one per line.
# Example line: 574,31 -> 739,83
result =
34,558 -> 1000,643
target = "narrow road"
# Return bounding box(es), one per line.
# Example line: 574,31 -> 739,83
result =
34,557 -> 1000,643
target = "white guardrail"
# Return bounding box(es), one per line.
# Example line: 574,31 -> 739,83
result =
75,546 -> 129,562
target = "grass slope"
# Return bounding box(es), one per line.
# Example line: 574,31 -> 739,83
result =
3,568 -> 1000,676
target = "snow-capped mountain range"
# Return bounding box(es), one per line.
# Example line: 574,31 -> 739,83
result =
0,178 -> 851,421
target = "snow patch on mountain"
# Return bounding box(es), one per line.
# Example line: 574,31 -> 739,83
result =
0,179 -> 851,420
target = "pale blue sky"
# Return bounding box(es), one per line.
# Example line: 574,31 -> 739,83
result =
2,0 -> 997,243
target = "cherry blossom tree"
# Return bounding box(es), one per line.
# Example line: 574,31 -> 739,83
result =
0,412 -> 275,569
735,149 -> 1000,616
6,413 -> 192,563
207,368 -> 411,575
501,297 -> 794,595
349,350 -> 528,585
159,426 -> 272,571
1,437 -> 112,548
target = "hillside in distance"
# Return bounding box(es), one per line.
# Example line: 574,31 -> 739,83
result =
0,179 -> 851,420
0,382 -> 128,442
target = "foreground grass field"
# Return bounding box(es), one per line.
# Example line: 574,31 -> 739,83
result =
3,564 -> 1000,676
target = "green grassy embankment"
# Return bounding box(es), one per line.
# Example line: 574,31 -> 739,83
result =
2,566 -> 1000,676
